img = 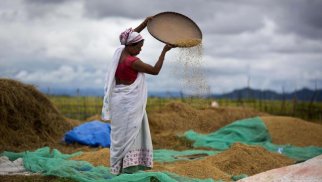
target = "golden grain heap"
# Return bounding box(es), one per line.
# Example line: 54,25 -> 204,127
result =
152,143 -> 295,180
174,38 -> 202,47
71,148 -> 110,166
261,116 -> 322,147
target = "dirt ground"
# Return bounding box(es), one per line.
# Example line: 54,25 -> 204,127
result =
1,79 -> 322,181
68,102 -> 322,180
71,143 -> 295,181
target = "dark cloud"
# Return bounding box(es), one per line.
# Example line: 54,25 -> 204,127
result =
1,0 -> 322,92
203,66 -> 246,77
83,0 -> 166,19
25,0 -> 71,4
20,0 -> 322,38
268,0 -> 322,40
22,0 -> 74,19
22,0 -> 322,39
0,58 -> 65,74
83,0 -> 264,35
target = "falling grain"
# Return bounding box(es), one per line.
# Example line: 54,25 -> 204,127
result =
173,43 -> 210,97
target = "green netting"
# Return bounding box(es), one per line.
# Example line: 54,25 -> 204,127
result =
231,174 -> 248,181
3,117 -> 320,181
153,149 -> 219,163
1,147 -> 216,182
109,172 -> 217,182
184,117 -> 322,161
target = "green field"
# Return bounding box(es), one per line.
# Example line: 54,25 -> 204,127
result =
49,96 -> 322,123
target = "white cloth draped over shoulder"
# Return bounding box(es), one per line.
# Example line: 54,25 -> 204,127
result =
101,45 -> 123,121
101,45 -> 148,168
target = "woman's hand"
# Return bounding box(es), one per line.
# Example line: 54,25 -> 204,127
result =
134,16 -> 154,33
144,16 -> 153,25
163,44 -> 175,52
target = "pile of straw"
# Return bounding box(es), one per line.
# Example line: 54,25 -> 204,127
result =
0,79 -> 72,152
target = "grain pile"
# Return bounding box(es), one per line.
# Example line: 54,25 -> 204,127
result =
261,116 -> 322,147
0,78 -> 73,152
71,148 -> 110,166
154,159 -> 231,181
148,101 -> 268,149
174,39 -> 201,47
205,143 -> 295,176
152,143 -> 294,180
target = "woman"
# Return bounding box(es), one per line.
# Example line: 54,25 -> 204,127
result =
102,17 -> 173,175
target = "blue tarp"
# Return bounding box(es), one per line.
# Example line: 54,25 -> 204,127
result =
64,120 -> 111,147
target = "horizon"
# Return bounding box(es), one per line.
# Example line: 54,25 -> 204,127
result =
38,85 -> 322,97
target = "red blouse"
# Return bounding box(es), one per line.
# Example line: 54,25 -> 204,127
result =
115,56 -> 139,82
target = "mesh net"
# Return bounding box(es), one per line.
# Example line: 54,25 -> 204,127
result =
154,149 -> 219,163
1,147 -> 216,182
2,117 -> 321,181
184,117 -> 322,161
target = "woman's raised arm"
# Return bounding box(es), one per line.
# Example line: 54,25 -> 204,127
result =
132,44 -> 173,75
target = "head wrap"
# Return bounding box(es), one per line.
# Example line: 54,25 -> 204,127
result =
119,28 -> 143,45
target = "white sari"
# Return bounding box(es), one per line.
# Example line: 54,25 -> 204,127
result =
102,46 -> 153,174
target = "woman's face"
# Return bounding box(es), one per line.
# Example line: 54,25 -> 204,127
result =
128,40 -> 144,56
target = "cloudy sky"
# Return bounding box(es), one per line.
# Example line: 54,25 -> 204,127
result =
1,0 -> 322,95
